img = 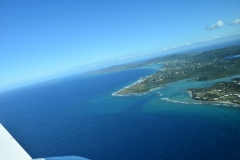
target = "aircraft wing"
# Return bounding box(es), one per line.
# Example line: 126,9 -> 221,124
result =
0,123 -> 32,160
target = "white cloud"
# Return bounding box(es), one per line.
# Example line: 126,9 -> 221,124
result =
229,18 -> 240,25
206,20 -> 224,30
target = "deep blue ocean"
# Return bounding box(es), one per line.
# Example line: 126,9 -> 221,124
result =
1,68 -> 240,160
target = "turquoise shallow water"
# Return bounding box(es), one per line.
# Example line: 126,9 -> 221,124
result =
0,69 -> 240,160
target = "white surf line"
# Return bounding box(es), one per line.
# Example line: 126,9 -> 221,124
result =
160,97 -> 190,104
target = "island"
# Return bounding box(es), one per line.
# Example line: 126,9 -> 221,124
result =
189,78 -> 240,105
112,45 -> 240,104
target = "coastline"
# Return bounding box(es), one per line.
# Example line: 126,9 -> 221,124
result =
187,91 -> 193,97
211,100 -> 240,107
112,92 -> 148,97
112,81 -> 163,97
112,79 -> 144,96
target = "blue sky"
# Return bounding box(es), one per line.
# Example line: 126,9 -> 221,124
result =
1,0 -> 240,90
